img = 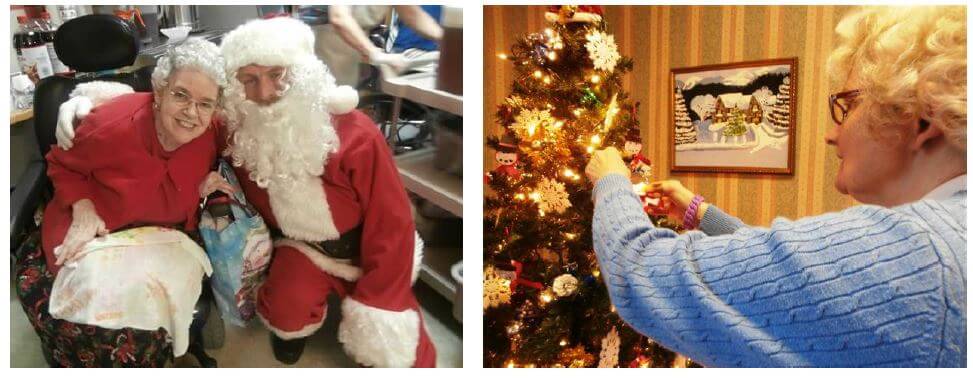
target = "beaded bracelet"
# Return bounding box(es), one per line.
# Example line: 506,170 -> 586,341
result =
683,195 -> 705,230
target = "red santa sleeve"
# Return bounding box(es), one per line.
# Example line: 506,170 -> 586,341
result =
336,122 -> 423,367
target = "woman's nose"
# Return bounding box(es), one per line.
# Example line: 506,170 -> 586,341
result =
824,124 -> 839,146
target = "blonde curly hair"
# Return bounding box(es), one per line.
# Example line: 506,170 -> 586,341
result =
826,6 -> 966,151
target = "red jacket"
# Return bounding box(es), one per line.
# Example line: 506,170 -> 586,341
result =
41,93 -> 217,273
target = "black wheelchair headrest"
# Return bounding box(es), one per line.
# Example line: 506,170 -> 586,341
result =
54,14 -> 141,72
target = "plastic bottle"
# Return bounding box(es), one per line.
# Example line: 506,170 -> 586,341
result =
38,12 -> 70,74
13,16 -> 54,83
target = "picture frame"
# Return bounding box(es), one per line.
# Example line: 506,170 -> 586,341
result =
669,57 -> 798,174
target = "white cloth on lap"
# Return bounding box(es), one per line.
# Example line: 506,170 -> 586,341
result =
48,227 -> 213,357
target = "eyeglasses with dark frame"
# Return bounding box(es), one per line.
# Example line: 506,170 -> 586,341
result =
829,89 -> 862,125
168,88 -> 218,115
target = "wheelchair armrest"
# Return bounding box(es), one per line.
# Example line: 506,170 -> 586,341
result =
10,160 -> 49,251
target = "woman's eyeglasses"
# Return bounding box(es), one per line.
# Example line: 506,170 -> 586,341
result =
169,88 -> 217,115
829,89 -> 862,125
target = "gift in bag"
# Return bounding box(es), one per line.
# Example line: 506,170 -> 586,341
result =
198,160 -> 272,326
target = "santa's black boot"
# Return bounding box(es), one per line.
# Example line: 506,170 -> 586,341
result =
271,334 -> 307,365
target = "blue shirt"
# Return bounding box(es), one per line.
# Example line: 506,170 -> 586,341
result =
391,5 -> 440,53
592,174 -> 967,367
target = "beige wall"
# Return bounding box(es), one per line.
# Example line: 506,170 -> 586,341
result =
484,5 -> 858,226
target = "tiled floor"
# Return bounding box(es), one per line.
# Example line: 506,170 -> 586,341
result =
10,280 -> 462,368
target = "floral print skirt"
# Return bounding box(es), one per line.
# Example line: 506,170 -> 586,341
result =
14,230 -> 173,367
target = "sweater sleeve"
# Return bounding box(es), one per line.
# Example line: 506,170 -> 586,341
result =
698,203 -> 746,236
592,174 -> 951,367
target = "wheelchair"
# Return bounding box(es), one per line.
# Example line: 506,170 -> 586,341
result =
10,14 -> 223,368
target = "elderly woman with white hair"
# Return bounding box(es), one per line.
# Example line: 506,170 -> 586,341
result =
15,37 -> 233,367
585,6 -> 965,367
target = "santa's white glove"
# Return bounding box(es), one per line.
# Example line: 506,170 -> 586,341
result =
55,96 -> 93,150
54,199 -> 108,266
56,81 -> 136,150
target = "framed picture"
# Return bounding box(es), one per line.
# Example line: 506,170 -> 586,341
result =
670,58 -> 797,174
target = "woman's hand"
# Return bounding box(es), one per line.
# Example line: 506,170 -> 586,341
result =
55,199 -> 107,266
585,147 -> 631,185
198,171 -> 236,198
646,180 -> 706,226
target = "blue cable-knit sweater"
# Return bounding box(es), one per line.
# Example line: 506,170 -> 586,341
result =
592,174 -> 966,367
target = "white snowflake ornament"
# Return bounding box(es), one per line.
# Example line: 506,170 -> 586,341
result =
483,266 -> 512,309
552,274 -> 579,297
598,326 -> 621,368
510,108 -> 556,141
534,177 -> 572,214
585,31 -> 621,73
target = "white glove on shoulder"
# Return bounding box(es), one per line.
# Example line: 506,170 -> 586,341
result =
56,81 -> 135,150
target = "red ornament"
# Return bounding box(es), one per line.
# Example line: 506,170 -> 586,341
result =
494,141 -> 522,179
509,260 -> 543,291
642,192 -> 671,216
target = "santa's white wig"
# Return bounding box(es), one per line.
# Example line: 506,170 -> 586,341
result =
220,17 -> 359,188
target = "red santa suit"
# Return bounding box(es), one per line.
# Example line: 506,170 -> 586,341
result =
41,93 -> 217,274
217,17 -> 435,368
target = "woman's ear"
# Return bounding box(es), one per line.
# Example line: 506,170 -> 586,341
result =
153,86 -> 165,108
911,118 -> 943,151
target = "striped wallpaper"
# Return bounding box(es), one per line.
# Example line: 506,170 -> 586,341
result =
484,5 -> 858,226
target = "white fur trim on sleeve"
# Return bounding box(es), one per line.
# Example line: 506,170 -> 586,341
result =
69,81 -> 135,106
337,298 -> 420,368
275,239 -> 361,282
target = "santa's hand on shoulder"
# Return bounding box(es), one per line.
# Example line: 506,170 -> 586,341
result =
56,81 -> 136,150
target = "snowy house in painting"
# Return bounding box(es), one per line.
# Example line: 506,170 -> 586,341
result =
713,93 -> 763,125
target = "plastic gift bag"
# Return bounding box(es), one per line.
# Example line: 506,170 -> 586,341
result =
48,226 -> 213,357
198,160 -> 272,326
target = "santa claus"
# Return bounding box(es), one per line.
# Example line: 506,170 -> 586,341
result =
54,17 -> 435,367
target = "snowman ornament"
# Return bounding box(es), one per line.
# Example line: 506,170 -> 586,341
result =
494,142 -> 522,179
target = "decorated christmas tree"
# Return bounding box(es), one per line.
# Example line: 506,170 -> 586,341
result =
484,5 -> 691,368
673,88 -> 698,145
766,76 -> 792,138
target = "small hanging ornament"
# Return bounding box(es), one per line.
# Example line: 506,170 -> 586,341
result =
544,5 -> 604,24
534,177 -> 572,214
598,326 -> 621,368
585,30 -> 621,73
526,33 -> 550,65
629,154 -> 653,181
580,87 -> 601,108
483,265 -> 513,309
493,134 -> 521,179
510,108 -> 557,142
552,274 -> 579,297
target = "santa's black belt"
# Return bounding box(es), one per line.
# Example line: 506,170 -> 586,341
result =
270,225 -> 363,262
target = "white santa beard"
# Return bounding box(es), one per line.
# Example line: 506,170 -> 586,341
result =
224,62 -> 342,241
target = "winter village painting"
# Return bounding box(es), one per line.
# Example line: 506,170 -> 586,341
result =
670,58 -> 797,174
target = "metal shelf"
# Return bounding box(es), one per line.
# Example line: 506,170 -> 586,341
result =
395,147 -> 463,217
419,246 -> 462,315
380,71 -> 462,116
